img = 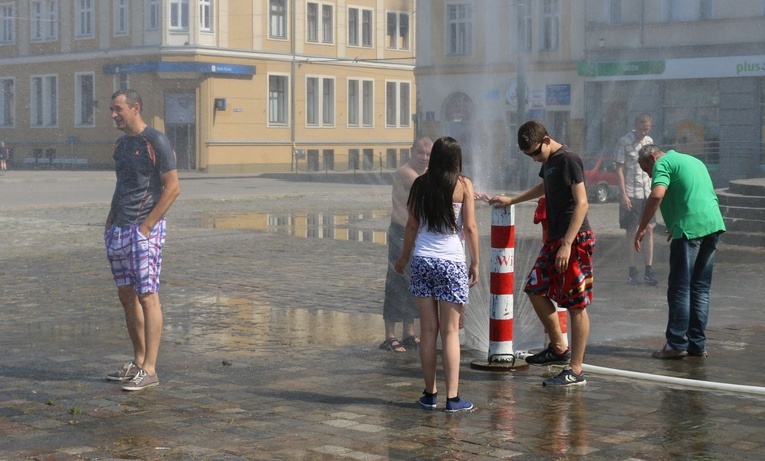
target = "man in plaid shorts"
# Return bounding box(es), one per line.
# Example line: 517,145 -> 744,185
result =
104,89 -> 180,391
489,120 -> 593,387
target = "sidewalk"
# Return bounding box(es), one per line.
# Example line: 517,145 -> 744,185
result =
1,172 -> 764,460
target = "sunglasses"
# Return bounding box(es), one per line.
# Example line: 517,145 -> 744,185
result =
524,142 -> 544,157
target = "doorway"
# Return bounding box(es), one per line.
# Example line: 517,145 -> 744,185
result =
165,92 -> 196,170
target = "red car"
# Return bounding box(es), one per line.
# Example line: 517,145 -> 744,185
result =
583,156 -> 620,203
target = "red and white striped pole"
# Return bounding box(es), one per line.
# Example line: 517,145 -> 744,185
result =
473,206 -> 526,370
488,205 -> 515,362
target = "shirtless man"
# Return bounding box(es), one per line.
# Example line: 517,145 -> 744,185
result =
380,136 -> 433,352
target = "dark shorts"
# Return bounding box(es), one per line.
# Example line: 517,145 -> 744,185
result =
620,198 -> 656,230
383,223 -> 419,322
525,231 -> 595,310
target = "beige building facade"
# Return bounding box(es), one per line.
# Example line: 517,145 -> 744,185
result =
0,1 -> 416,173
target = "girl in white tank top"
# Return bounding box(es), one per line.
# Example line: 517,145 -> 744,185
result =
393,136 -> 480,413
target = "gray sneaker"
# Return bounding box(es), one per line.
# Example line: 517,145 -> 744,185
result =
106,361 -> 138,381
122,369 -> 159,391
543,367 -> 586,387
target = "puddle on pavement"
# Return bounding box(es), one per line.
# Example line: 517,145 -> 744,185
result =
163,295 -> 384,355
205,210 -> 389,245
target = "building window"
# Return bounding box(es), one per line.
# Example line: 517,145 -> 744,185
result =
348,149 -> 359,170
307,2 -> 333,44
664,0 -> 713,21
75,73 -> 95,127
200,0 -> 212,31
306,77 -> 318,125
446,4 -> 471,55
306,77 -> 334,126
0,3 -> 15,43
30,74 -> 58,127
75,0 -> 93,38
541,0 -> 559,51
31,1 -> 57,41
0,78 -> 14,127
662,79 -> 720,164
114,0 -> 128,35
348,80 -> 358,126
114,73 -> 129,92
348,80 -> 374,127
363,148 -> 374,170
323,150 -> 334,171
608,0 -> 622,25
522,2 -> 532,52
386,81 -> 410,127
386,149 -> 397,169
146,0 -> 160,30
387,11 -> 410,50
348,7 -> 372,47
269,0 -> 286,39
362,80 -> 373,127
321,4 -> 333,43
322,78 -> 334,125
348,8 -> 358,45
170,0 -> 189,30
269,74 -> 289,125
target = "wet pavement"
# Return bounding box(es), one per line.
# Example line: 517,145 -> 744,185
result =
1,170 -> 765,460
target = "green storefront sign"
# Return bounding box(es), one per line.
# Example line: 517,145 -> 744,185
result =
578,60 -> 665,77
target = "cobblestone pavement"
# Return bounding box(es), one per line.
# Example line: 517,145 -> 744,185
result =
1,171 -> 765,460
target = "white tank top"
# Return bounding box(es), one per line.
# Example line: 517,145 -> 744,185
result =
413,202 -> 465,263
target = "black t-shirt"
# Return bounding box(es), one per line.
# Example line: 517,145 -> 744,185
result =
110,126 -> 177,226
538,146 -> 591,240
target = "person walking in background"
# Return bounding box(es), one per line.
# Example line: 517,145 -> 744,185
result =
489,121 -> 594,387
380,136 -> 433,353
616,113 -> 658,285
0,141 -> 8,173
634,145 -> 725,360
395,136 -> 479,412
104,89 -> 180,391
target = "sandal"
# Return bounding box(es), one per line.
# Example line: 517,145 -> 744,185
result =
379,337 -> 406,353
401,336 -> 420,350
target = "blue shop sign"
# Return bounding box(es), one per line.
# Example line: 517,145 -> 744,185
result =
104,62 -> 255,76
546,84 -> 570,106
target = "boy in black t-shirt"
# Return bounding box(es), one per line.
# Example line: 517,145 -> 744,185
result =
489,121 -> 594,387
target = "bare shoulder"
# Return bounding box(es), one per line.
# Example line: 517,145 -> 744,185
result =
395,163 -> 419,186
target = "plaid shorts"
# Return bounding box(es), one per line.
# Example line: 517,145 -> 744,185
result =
410,256 -> 469,305
525,230 -> 595,310
105,218 -> 166,294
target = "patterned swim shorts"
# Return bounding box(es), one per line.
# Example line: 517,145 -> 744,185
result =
105,218 -> 166,294
525,230 -> 595,310
409,256 -> 469,305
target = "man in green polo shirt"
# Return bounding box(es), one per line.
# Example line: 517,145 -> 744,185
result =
634,145 -> 725,360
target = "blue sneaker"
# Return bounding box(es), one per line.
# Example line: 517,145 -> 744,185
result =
445,397 -> 474,413
542,366 -> 586,387
418,391 -> 437,409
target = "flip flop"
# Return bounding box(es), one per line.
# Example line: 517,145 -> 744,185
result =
379,337 -> 406,353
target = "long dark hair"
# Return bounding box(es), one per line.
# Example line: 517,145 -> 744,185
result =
407,136 -> 463,234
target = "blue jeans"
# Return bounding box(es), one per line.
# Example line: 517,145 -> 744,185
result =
666,232 -> 720,352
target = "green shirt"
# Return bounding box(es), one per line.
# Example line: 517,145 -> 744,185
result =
651,150 -> 726,239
